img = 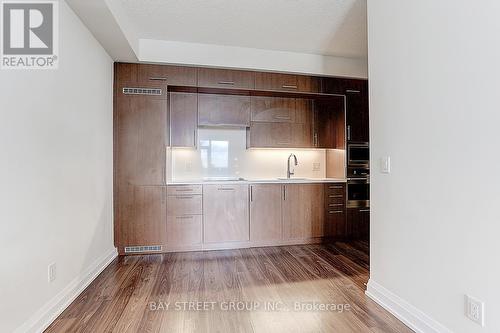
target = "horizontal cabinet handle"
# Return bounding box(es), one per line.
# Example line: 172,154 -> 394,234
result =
218,81 -> 235,85
328,203 -> 344,207
329,195 -> 344,198
218,188 -> 236,191
346,89 -> 361,93
274,115 -> 292,120
282,85 -> 298,89
329,210 -> 344,214
359,209 -> 370,212
174,188 -> 194,192
175,195 -> 195,199
149,77 -> 168,81
175,215 -> 194,219
328,186 -> 343,189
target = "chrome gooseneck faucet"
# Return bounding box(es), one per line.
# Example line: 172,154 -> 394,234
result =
287,153 -> 298,179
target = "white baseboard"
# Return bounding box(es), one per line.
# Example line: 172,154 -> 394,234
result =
15,248 -> 118,333
366,279 -> 452,333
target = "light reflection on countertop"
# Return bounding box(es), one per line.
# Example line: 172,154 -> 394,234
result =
167,178 -> 347,185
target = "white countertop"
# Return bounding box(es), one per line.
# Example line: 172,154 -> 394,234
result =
167,178 -> 347,185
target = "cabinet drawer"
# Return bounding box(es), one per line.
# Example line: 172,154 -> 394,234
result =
326,193 -> 345,204
167,195 -> 202,216
167,215 -> 202,246
197,68 -> 255,89
251,97 -> 296,123
138,64 -> 197,86
325,209 -> 346,237
326,183 -> 346,194
255,72 -> 298,92
167,185 -> 202,196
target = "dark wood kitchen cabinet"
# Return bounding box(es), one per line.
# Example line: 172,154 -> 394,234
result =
116,185 -> 167,250
249,184 -> 283,242
345,80 -> 369,142
314,97 -> 345,149
250,97 -> 296,123
282,184 -> 325,240
347,208 -> 370,241
169,92 -> 198,148
255,72 -> 299,92
115,90 -> 168,186
198,93 -> 251,127
114,63 -> 197,86
324,183 -> 346,237
197,68 -> 255,89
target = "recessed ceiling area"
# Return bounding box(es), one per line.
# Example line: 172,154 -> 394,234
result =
115,0 -> 367,58
67,0 -> 368,77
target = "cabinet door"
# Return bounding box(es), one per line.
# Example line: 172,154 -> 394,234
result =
314,98 -> 345,149
167,215 -> 202,247
294,99 -> 314,148
297,76 -> 322,93
198,94 -> 251,127
116,185 -> 167,247
345,80 -> 369,142
250,184 -> 282,242
115,93 -> 167,186
203,185 -> 249,243
346,208 -> 370,240
282,184 -> 325,240
138,64 -> 197,86
255,72 -> 298,92
197,68 -> 255,89
169,92 -> 197,148
248,122 -> 293,148
250,97 -> 296,123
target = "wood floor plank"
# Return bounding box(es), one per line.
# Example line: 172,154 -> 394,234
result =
45,243 -> 412,333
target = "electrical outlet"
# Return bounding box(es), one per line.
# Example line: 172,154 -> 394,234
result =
48,263 -> 56,283
312,162 -> 320,172
465,295 -> 484,326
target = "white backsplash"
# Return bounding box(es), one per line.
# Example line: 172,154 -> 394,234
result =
169,128 -> 328,181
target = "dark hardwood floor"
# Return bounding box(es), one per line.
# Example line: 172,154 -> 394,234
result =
45,242 -> 411,333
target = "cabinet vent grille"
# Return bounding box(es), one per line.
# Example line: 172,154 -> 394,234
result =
123,87 -> 162,96
124,245 -> 162,253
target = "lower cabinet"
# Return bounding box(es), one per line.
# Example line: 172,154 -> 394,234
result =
166,185 -> 203,247
346,208 -> 370,241
203,184 -> 250,243
116,184 -> 167,248
282,184 -> 325,240
324,183 -> 347,238
249,184 -> 283,242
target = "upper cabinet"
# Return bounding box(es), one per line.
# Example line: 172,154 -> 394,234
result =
345,80 -> 369,142
297,76 -> 322,93
115,90 -> 168,186
251,97 -> 296,123
198,94 -> 251,127
247,97 -> 314,148
314,97 -> 345,149
169,92 -> 198,148
198,68 -> 255,90
114,63 -> 197,86
138,64 -> 197,86
255,72 -> 298,92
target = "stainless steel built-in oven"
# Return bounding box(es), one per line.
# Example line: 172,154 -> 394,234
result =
347,167 -> 370,208
347,143 -> 369,167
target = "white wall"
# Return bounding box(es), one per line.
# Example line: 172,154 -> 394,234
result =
0,2 -> 115,332
367,1 -> 500,332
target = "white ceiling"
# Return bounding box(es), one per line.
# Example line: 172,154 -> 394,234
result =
113,0 -> 367,58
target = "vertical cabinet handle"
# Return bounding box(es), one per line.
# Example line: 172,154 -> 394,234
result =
347,125 -> 351,141
283,186 -> 286,201
250,186 -> 253,202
